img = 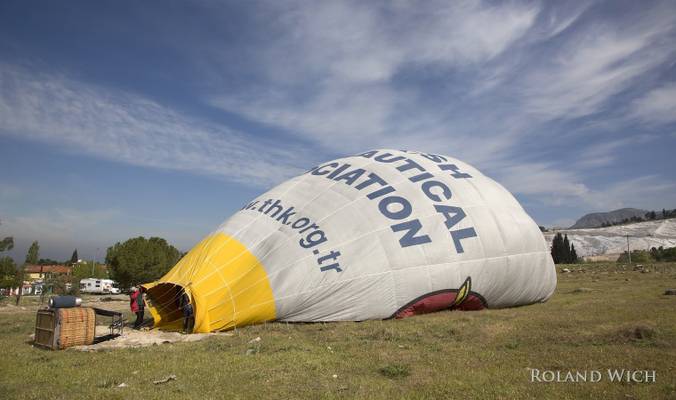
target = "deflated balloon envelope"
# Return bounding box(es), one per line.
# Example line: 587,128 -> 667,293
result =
143,149 -> 557,332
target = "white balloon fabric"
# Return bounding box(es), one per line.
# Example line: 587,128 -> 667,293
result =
144,149 -> 557,332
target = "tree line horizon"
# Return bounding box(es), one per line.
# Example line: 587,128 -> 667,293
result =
1,226 -> 182,296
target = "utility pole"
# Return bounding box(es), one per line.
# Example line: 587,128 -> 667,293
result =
626,235 -> 631,264
91,248 -> 100,277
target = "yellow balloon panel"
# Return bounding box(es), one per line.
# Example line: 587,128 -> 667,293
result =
143,232 -> 276,332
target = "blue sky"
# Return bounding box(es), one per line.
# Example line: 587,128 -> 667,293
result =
1,0 -> 675,262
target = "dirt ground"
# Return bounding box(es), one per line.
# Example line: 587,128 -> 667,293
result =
16,294 -> 231,350
72,328 -> 232,351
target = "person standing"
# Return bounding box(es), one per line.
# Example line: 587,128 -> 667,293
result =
130,286 -> 145,329
180,292 -> 194,333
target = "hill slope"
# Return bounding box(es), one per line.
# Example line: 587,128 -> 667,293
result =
569,208 -> 648,229
545,219 -> 676,257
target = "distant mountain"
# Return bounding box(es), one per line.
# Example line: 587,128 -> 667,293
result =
545,219 -> 676,257
569,208 -> 648,229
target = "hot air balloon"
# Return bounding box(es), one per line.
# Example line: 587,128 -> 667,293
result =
143,149 -> 557,332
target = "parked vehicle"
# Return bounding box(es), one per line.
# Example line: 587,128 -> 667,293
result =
79,278 -> 121,294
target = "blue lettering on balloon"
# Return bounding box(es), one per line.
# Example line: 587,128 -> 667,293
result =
378,196 -> 412,220
374,152 -> 406,163
421,180 -> 452,202
451,227 -> 477,253
420,153 -> 448,163
334,168 -> 366,185
434,204 -> 466,230
311,162 -> 339,176
391,219 -> 432,247
327,163 -> 350,179
276,207 -> 297,225
439,164 -> 472,179
359,150 -> 378,158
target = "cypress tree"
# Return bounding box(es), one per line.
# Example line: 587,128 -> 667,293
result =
570,244 -> 578,263
25,241 -> 39,265
70,249 -> 79,265
551,233 -> 563,264
563,234 -> 571,263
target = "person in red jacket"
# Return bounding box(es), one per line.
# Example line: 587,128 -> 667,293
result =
129,287 -> 145,329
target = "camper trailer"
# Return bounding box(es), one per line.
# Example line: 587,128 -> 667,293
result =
79,278 -> 120,295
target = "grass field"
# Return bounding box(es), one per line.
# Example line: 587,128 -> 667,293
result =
1,263 -> 675,399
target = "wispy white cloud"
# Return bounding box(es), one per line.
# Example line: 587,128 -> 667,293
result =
3,1 -> 675,261
0,65 -> 304,187
520,16 -> 676,120
2,0 -> 675,221
207,0 -> 676,207
211,0 -> 540,151
631,83 -> 676,124
584,175 -> 676,211
539,2 -> 591,39
257,0 -> 539,85
499,165 -> 676,213
497,162 -> 591,201
576,134 -> 657,167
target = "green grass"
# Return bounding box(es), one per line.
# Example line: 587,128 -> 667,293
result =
1,263 -> 676,399
378,364 -> 410,379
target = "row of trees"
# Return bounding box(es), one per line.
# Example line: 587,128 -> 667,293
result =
600,208 -> 676,228
1,217 -> 183,297
650,246 -> 676,261
0,236 -> 42,303
31,249 -> 80,266
550,233 -> 579,264
617,246 -> 676,263
1,231 -> 87,288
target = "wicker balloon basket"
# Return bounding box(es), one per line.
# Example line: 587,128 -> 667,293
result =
35,307 -> 96,350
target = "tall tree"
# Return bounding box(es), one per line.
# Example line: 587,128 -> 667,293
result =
25,241 -> 39,265
551,233 -> 563,264
106,236 -> 181,288
551,233 -> 578,264
570,244 -> 578,263
70,249 -> 79,265
562,234 -> 571,263
0,220 -> 13,253
0,256 -> 18,290
0,237 -> 12,252
16,241 -> 39,305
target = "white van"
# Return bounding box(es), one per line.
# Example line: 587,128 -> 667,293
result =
79,278 -> 121,294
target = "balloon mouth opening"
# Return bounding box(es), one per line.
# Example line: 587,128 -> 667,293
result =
144,282 -> 187,331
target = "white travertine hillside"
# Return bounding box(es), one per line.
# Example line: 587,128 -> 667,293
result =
544,219 -> 676,257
